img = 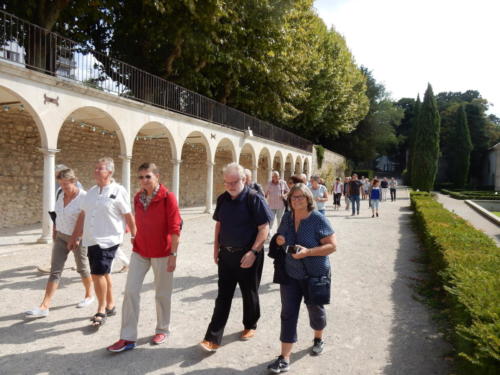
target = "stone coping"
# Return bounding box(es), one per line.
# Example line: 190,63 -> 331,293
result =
464,200 -> 500,227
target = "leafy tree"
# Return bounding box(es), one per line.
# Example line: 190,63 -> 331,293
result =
411,84 -> 440,191
329,68 -> 402,165
448,105 -> 472,187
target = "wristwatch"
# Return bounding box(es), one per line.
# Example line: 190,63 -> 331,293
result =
170,252 -> 177,257
250,249 -> 259,256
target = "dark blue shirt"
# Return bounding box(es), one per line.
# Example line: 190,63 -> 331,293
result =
213,186 -> 272,248
277,210 -> 334,279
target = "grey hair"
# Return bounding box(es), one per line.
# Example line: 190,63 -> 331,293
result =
55,164 -> 69,172
243,168 -> 252,177
98,157 -> 115,174
272,170 -> 280,177
223,162 -> 245,179
311,175 -> 320,182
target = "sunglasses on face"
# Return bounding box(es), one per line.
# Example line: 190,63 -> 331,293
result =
138,175 -> 153,180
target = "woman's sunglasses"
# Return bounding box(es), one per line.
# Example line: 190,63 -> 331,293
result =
138,175 -> 153,180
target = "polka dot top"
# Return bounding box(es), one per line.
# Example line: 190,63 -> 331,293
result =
277,210 -> 335,280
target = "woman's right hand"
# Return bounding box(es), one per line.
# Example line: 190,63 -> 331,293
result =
276,235 -> 285,246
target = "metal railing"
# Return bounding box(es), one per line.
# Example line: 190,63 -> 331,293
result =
0,10 -> 312,152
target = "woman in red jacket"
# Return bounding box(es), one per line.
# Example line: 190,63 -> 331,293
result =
107,162 -> 182,352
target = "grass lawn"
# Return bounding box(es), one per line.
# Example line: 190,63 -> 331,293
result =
491,211 -> 500,217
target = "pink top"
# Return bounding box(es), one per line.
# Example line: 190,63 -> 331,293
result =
266,180 -> 289,209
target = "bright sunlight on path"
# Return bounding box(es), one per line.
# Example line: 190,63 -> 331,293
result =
0,189 -> 451,374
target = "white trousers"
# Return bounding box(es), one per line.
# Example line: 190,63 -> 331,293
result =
120,252 -> 174,341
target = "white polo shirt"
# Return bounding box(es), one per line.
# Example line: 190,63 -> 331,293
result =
55,189 -> 86,236
80,181 -> 131,249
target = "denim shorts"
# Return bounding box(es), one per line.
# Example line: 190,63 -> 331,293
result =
87,244 -> 118,275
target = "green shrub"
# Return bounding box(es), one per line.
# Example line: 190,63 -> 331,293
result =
410,192 -> 500,374
441,189 -> 500,201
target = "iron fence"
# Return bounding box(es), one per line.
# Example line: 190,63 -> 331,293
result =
0,10 -> 312,152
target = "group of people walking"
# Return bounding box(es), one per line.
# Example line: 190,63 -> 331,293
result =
25,159 -> 338,373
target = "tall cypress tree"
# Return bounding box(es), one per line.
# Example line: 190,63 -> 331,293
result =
411,84 -> 441,191
406,95 -> 421,185
449,105 -> 473,187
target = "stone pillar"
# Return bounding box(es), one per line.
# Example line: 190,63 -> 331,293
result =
267,168 -> 273,184
205,161 -> 215,213
38,148 -> 59,243
171,159 -> 181,199
280,168 -> 285,181
119,154 -> 132,196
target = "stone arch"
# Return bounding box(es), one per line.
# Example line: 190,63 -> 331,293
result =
239,143 -> 257,170
284,153 -> 293,180
272,150 -> 284,174
56,106 -> 126,189
214,138 -> 237,201
179,130 -> 209,207
303,158 -> 310,176
294,155 -> 302,174
0,86 -> 47,228
131,121 -> 177,194
257,147 -> 272,186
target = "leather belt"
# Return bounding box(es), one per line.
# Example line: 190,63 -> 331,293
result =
220,246 -> 247,253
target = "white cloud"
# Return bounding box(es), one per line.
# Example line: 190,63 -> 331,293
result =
314,0 -> 500,116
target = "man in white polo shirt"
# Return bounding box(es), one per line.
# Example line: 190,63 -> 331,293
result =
69,157 -> 136,327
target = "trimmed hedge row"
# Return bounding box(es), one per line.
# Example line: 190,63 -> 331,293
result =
441,189 -> 500,201
410,192 -> 500,374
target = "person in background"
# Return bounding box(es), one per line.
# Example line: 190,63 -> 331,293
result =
348,174 -> 363,216
369,179 -> 381,218
26,168 -> 94,318
244,168 -> 264,196
69,157 -> 136,327
107,162 -> 181,352
380,177 -> 389,202
265,171 -> 289,232
343,176 -> 351,211
389,177 -> 398,202
331,178 -> 343,211
267,183 -> 336,373
310,176 -> 328,215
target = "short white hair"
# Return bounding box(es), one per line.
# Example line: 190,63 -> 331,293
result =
243,168 -> 252,177
98,157 -> 115,174
272,170 -> 280,177
223,162 -> 245,179
55,164 -> 68,172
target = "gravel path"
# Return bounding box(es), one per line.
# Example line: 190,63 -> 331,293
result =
0,191 -> 451,374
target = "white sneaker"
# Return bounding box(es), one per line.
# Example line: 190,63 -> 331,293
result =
25,307 -> 49,318
76,296 -> 95,308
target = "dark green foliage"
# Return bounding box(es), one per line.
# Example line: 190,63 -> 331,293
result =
410,192 -> 500,374
405,96 -> 420,185
315,145 -> 325,169
440,189 -> 500,200
411,84 -> 440,191
448,105 -> 473,187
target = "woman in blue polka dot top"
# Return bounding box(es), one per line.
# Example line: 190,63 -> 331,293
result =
266,183 -> 337,373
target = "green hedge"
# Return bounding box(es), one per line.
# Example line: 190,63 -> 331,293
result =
410,192 -> 500,374
441,189 -> 500,201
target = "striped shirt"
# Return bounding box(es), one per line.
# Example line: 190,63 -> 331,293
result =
266,180 -> 289,209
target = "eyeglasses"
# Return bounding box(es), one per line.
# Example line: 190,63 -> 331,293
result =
138,175 -> 153,180
223,179 -> 242,186
290,195 -> 306,201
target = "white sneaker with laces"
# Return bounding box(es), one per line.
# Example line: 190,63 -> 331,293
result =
76,296 -> 95,308
25,307 -> 49,318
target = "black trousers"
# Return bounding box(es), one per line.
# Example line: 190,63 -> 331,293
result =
333,193 -> 342,206
204,249 -> 264,345
390,188 -> 396,201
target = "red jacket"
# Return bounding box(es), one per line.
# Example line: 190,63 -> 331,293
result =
133,184 -> 182,258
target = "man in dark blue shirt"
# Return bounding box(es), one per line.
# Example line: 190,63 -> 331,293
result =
200,163 -> 271,352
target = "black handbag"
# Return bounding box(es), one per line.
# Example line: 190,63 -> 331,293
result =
305,273 -> 331,305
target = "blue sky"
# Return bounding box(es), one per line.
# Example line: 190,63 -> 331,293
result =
313,0 -> 500,117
